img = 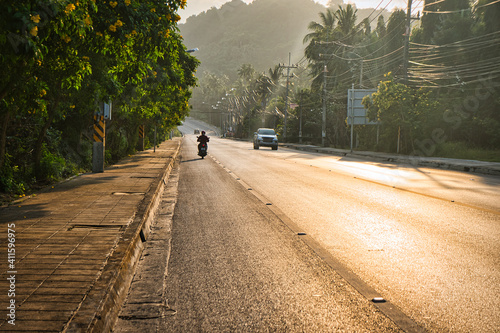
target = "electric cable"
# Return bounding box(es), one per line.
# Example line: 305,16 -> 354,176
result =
422,0 -> 500,13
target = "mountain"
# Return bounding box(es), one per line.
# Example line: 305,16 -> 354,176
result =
179,0 -> 388,80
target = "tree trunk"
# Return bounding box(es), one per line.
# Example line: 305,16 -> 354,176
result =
0,110 -> 10,169
33,100 -> 59,179
0,74 -> 23,170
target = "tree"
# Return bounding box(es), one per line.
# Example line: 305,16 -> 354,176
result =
476,0 -> 500,34
376,15 -> 386,39
303,7 -> 337,80
0,0 -> 199,195
303,8 -> 337,44
268,65 -> 283,92
418,0 -> 441,44
386,9 -> 406,53
237,64 -> 255,84
362,73 -> 441,153
1,0 -> 97,171
291,89 -> 322,143
334,4 -> 357,44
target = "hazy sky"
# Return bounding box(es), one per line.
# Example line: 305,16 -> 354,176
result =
178,0 -> 422,23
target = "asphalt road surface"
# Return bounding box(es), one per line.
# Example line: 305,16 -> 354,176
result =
173,120 -> 500,333
160,134 -> 403,332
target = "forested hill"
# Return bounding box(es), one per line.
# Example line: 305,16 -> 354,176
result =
179,0 -> 387,80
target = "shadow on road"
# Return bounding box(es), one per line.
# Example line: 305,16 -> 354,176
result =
181,158 -> 205,163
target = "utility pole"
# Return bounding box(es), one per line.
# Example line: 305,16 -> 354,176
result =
350,83 -> 354,152
322,64 -> 327,147
299,94 -> 303,144
92,101 -> 111,173
359,60 -> 363,88
403,0 -> 420,85
279,53 -> 297,142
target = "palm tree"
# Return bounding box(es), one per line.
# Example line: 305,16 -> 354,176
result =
237,64 -> 255,85
303,8 -> 338,88
255,73 -> 273,110
303,8 -> 337,62
334,4 -> 358,43
268,65 -> 283,93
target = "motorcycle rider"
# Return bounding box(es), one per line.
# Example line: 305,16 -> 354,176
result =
197,130 -> 210,153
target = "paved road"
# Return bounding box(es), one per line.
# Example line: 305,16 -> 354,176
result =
177,119 -> 500,333
114,118 -> 499,332
120,135 -> 405,332
205,137 -> 500,333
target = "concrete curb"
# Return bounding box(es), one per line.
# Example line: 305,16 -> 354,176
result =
63,140 -> 181,333
113,149 -> 181,332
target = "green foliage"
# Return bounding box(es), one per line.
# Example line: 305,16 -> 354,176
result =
184,0 -> 499,161
362,73 -> 442,153
39,150 -> 69,182
0,156 -> 26,195
0,0 -> 199,197
434,142 -> 500,162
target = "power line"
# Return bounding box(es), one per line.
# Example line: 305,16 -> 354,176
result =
407,28 -> 500,86
422,0 -> 500,13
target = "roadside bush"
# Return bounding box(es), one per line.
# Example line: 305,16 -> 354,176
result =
435,142 -> 500,162
171,128 -> 182,138
0,163 -> 26,195
39,150 -> 70,182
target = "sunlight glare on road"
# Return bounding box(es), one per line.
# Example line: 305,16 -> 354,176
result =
286,152 -> 414,187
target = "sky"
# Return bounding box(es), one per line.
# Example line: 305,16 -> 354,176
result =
178,0 -> 423,23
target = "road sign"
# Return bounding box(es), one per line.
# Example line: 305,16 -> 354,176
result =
93,114 -> 105,173
347,89 -> 377,125
103,102 -> 112,120
93,114 -> 105,143
138,125 -> 145,151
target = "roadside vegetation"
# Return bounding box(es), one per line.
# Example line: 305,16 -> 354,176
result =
188,0 -> 500,162
0,0 -> 199,199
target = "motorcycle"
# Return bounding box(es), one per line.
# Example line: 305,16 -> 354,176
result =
198,142 -> 208,159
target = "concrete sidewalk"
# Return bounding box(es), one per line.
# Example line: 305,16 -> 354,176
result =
281,143 -> 500,176
0,138 -> 181,332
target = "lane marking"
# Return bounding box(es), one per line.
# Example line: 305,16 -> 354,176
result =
211,159 -> 426,333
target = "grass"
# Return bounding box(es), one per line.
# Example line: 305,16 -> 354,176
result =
434,142 -> 500,162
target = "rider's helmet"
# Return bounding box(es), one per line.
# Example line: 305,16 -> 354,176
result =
201,131 -> 206,135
